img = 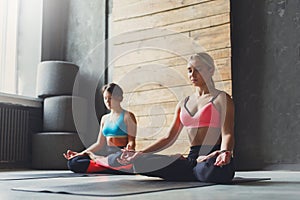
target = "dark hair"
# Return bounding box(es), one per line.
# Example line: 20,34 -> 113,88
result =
102,83 -> 123,99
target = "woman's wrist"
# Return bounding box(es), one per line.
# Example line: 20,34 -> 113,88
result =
220,149 -> 230,153
82,150 -> 91,155
219,150 -> 233,157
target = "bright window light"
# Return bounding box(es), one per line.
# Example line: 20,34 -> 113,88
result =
0,0 -> 18,95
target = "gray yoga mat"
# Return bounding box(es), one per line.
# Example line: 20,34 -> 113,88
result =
12,177 -> 270,197
0,171 -> 100,181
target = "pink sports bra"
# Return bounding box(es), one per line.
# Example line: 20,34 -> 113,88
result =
180,93 -> 221,128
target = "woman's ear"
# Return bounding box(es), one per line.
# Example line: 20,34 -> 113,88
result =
119,96 -> 123,102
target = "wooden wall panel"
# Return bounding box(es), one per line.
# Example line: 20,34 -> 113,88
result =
111,0 -> 231,154
113,0 -> 211,21
112,0 -> 229,35
113,13 -> 230,45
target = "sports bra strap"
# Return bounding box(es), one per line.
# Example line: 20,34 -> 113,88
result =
209,91 -> 222,103
184,96 -> 190,104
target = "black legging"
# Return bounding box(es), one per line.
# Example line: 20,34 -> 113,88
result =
133,145 -> 235,183
67,146 -> 129,173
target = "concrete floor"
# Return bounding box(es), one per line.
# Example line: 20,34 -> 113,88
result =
0,170 -> 299,200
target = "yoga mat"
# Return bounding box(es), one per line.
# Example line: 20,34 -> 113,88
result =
12,177 -> 270,197
0,171 -> 101,181
229,177 -> 270,184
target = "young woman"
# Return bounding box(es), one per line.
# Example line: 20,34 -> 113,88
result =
64,83 -> 137,173
119,53 -> 235,183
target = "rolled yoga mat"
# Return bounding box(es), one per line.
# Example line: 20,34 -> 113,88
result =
32,132 -> 84,169
43,95 -> 87,132
36,61 -> 79,98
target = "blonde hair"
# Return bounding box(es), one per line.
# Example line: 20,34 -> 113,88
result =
189,52 -> 215,71
189,52 -> 215,87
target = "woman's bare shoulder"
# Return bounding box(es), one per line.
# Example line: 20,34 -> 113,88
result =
99,113 -> 110,126
124,110 -> 137,123
215,90 -> 234,108
177,98 -> 187,109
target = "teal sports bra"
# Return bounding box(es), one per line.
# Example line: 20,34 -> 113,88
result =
102,110 -> 128,137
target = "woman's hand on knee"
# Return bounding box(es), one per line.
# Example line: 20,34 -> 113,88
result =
63,150 -> 87,160
214,151 -> 232,167
197,150 -> 219,163
63,150 -> 77,160
117,149 -> 143,165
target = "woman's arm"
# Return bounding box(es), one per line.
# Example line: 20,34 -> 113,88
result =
219,93 -> 235,152
140,102 -> 183,153
82,116 -> 107,153
213,92 -> 235,166
64,116 -> 107,160
124,111 -> 137,150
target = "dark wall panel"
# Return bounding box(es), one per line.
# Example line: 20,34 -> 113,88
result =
231,0 -> 300,170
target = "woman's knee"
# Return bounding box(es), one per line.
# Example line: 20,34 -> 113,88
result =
107,151 -> 122,167
67,156 -> 90,173
193,158 -> 235,183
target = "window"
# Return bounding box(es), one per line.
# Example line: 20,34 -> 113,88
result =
0,0 -> 42,98
0,0 -> 18,95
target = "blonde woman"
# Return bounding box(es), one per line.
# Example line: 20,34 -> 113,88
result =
120,53 -> 235,183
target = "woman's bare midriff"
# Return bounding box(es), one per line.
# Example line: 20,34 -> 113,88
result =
106,136 -> 128,147
187,127 -> 221,146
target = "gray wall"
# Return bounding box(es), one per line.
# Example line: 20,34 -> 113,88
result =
41,0 -> 69,61
231,0 -> 300,170
41,0 -> 107,146
66,0 -> 107,146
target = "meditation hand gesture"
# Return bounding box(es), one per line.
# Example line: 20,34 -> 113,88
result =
196,150 -> 232,167
117,149 -> 143,165
63,150 -> 87,160
214,150 -> 232,167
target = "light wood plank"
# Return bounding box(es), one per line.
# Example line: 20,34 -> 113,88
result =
122,85 -> 193,105
124,101 -> 178,116
115,65 -> 191,93
114,56 -> 231,86
112,0 -> 230,34
214,57 -> 231,81
136,126 -> 190,141
112,24 -> 230,67
111,38 -> 190,68
113,55 -> 187,69
191,23 -> 231,52
112,0 -> 212,21
136,127 -> 169,140
216,80 -> 232,95
121,80 -> 231,108
113,13 -> 230,44
137,114 -> 174,128
113,0 -> 145,8
113,48 -> 231,68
